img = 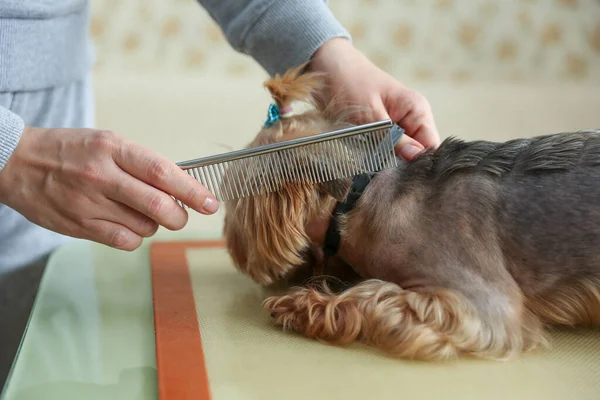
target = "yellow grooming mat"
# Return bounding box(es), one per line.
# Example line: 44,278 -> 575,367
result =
150,241 -> 600,400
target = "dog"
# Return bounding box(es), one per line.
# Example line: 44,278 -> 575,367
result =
222,65 -> 600,361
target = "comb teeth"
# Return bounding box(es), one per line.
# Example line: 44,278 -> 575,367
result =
176,120 -> 402,206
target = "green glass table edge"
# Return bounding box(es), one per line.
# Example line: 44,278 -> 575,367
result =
1,232 -> 220,400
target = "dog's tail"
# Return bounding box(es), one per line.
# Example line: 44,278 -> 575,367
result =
263,63 -> 326,109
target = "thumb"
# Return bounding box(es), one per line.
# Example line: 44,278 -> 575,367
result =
372,102 -> 424,161
395,134 -> 425,161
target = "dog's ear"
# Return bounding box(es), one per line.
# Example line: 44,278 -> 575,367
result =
319,178 -> 352,202
223,182 -> 316,285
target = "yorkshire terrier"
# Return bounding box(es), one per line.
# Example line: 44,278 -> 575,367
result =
222,65 -> 600,361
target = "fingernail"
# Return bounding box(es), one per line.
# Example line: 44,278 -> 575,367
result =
202,197 -> 219,214
400,144 -> 423,160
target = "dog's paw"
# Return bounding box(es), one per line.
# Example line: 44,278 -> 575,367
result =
263,288 -> 362,345
263,294 -> 307,333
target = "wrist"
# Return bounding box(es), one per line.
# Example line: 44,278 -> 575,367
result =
0,106 -> 25,171
309,37 -> 360,73
313,37 -> 353,56
0,126 -> 37,205
0,147 -> 13,204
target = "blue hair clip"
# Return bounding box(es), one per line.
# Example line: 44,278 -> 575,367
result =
264,103 -> 280,128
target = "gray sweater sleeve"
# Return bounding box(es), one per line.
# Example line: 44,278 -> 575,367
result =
1,0 -> 349,171
0,106 -> 24,171
197,0 -> 351,76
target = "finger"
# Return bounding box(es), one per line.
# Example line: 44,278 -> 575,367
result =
107,171 -> 190,231
83,219 -> 143,251
395,134 -> 426,161
385,90 -> 441,150
113,141 -> 219,214
370,102 -> 424,161
100,198 -> 159,238
397,107 -> 440,150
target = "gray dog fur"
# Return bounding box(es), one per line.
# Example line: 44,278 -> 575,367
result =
329,129 -> 600,342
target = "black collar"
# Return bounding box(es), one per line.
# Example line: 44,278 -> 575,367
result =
323,173 -> 374,257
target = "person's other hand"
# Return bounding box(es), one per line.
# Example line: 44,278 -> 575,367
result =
309,38 -> 440,161
0,127 -> 219,251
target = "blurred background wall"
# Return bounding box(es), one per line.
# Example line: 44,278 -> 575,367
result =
88,0 -> 600,238
91,0 -> 600,84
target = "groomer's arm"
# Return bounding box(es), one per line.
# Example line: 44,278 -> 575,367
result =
196,0 -> 350,76
0,106 -> 218,251
196,0 -> 440,159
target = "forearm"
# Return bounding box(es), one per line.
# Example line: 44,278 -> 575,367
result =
0,106 -> 24,172
197,0 -> 351,76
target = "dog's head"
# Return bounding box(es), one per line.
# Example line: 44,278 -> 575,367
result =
222,66 -> 358,285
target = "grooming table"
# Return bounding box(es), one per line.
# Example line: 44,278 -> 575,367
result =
150,241 -> 600,400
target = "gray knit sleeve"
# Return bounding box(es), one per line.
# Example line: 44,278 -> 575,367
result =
0,106 -> 24,171
197,0 -> 351,76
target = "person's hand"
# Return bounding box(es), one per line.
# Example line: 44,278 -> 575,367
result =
308,38 -> 440,160
0,127 -> 219,251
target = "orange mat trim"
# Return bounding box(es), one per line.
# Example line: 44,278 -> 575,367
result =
150,240 -> 225,400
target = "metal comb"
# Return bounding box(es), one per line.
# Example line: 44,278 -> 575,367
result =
176,119 -> 404,204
